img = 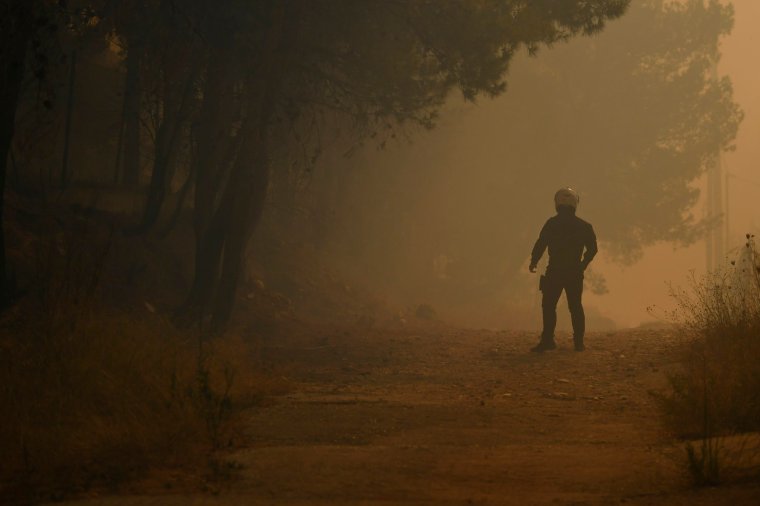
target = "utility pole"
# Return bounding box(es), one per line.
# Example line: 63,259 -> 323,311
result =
706,61 -> 725,272
725,170 -> 730,255
705,180 -> 712,273
61,49 -> 77,187
706,150 -> 724,272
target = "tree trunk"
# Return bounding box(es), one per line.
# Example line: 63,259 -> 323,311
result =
158,160 -> 195,237
122,40 -> 141,186
192,35 -> 234,238
210,125 -> 270,330
0,0 -> 35,306
132,118 -> 171,232
60,49 -> 77,187
180,0 -> 289,330
206,2 -> 287,330
175,30 -> 235,321
180,180 -> 232,320
128,66 -> 195,234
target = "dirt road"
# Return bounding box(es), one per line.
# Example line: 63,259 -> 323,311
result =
55,326 -> 760,505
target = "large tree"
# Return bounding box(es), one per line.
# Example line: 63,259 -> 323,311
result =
0,0 -> 45,305
174,0 -> 631,329
280,0 -> 742,319
1,0 -> 631,325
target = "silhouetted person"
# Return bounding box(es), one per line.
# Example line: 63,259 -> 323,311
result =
529,188 -> 597,352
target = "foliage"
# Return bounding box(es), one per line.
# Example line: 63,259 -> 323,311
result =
545,0 -> 742,263
3,0 -> 633,327
281,0 -> 742,317
276,0 -> 630,134
168,0 -> 629,328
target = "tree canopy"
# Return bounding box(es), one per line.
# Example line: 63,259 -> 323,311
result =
1,0 -> 632,325
283,0 -> 741,321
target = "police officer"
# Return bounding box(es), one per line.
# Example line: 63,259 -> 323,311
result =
529,188 -> 597,352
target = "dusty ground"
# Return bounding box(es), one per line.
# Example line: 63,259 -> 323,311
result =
53,326 -> 760,505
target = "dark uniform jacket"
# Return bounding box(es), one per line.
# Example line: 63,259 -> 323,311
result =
530,209 -> 597,275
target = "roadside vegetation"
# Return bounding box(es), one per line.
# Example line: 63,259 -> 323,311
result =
0,213 -> 284,504
662,234 -> 760,485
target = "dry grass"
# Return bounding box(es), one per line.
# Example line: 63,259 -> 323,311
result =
661,234 -> 760,484
0,217 -> 289,503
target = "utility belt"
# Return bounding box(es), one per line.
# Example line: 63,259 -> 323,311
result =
539,268 -> 584,292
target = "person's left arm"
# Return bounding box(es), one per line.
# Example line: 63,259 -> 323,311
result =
581,224 -> 598,270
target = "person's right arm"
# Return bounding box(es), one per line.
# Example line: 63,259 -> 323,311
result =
529,221 -> 550,272
581,223 -> 598,270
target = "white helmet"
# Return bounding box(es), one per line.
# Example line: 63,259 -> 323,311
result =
554,187 -> 579,209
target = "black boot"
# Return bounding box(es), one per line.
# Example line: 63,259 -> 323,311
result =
531,338 -> 557,353
573,338 -> 585,352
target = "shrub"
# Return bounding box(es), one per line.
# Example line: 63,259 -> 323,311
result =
662,234 -> 760,484
0,220 -> 254,503
665,235 -> 760,435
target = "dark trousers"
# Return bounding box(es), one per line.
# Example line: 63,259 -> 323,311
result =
541,270 -> 585,342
